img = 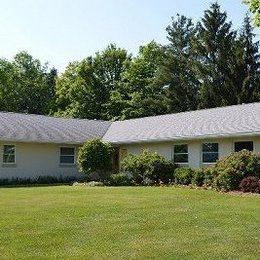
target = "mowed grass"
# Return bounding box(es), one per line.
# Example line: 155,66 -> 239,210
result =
0,186 -> 259,259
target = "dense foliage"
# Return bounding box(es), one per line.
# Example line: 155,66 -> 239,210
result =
108,173 -> 133,186
0,3 -> 259,120
243,0 -> 260,26
239,176 -> 260,193
213,150 -> 260,191
122,150 -> 176,184
77,139 -> 114,181
174,168 -> 194,185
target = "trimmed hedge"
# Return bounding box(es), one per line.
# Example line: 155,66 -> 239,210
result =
0,175 -> 77,186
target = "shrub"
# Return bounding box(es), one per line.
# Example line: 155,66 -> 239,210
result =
0,176 -> 76,186
108,173 -> 133,186
77,139 -> 114,181
73,181 -> 104,187
192,169 -> 205,187
174,167 -> 194,185
203,168 -> 215,187
122,150 -> 176,185
213,150 -> 260,191
239,176 -> 260,193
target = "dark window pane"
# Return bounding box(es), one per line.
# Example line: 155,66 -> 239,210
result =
60,147 -> 74,156
234,141 -> 253,152
174,154 -> 188,163
3,154 -> 15,163
60,156 -> 74,164
203,153 -> 218,163
4,145 -> 15,155
174,144 -> 188,154
202,143 -> 218,153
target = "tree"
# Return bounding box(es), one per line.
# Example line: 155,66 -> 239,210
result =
155,15 -> 199,113
53,44 -> 130,120
77,139 -> 114,181
0,51 -> 57,114
194,3 -> 238,108
243,0 -> 260,26
105,41 -> 167,120
231,15 -> 260,103
54,59 -> 101,119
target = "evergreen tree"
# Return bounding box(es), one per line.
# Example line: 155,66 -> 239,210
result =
155,15 -> 199,113
194,2 -> 237,108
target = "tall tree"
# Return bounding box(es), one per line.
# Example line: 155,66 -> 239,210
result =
105,41 -> 167,120
232,14 -> 260,103
0,51 -> 56,114
53,44 -> 130,120
194,2 -> 237,108
155,15 -> 199,113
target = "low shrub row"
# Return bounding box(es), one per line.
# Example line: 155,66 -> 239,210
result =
107,149 -> 260,194
0,175 -> 77,186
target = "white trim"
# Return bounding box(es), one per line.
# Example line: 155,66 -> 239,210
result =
172,144 -> 189,164
59,146 -> 75,165
201,143 -> 219,164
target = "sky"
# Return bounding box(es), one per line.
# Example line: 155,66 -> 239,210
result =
0,0 -> 259,73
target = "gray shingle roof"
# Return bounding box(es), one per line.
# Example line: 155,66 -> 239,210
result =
103,103 -> 260,144
0,112 -> 111,144
1,103 -> 260,145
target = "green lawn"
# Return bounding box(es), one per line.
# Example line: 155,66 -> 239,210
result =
0,186 -> 259,259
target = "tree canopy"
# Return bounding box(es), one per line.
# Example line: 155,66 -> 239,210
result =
0,2 -> 259,120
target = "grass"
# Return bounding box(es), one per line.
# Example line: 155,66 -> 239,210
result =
0,186 -> 259,259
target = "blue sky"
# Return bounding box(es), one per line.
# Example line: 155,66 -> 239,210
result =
0,0 -> 258,72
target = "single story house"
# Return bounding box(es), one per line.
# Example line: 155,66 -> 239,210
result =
0,102 -> 260,179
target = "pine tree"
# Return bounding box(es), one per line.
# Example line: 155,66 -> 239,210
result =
194,2 -> 237,108
155,14 -> 199,113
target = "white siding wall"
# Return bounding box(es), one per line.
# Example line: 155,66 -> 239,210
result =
119,136 -> 260,168
0,142 -> 81,179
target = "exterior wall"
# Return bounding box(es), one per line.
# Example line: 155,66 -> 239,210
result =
118,136 -> 260,169
0,142 -> 81,179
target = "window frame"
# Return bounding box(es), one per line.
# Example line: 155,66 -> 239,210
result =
59,147 -> 75,165
3,144 -> 16,164
202,143 -> 219,164
173,144 -> 189,164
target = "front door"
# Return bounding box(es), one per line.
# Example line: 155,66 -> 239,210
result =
112,147 -> 120,173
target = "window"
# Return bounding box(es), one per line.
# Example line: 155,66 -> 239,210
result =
234,141 -> 253,152
3,145 -> 16,164
202,143 -> 218,163
60,147 -> 75,164
173,144 -> 188,163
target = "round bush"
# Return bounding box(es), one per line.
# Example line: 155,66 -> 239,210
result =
174,167 -> 194,185
213,150 -> 260,191
239,176 -> 260,193
192,169 -> 205,187
122,150 -> 176,185
77,139 -> 114,181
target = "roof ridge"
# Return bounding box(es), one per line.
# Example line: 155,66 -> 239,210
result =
0,111 -> 110,124
112,102 -> 260,123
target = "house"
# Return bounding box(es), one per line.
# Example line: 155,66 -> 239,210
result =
0,102 -> 260,179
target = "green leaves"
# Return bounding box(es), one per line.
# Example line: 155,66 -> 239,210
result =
243,0 -> 260,26
77,139 -> 114,181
